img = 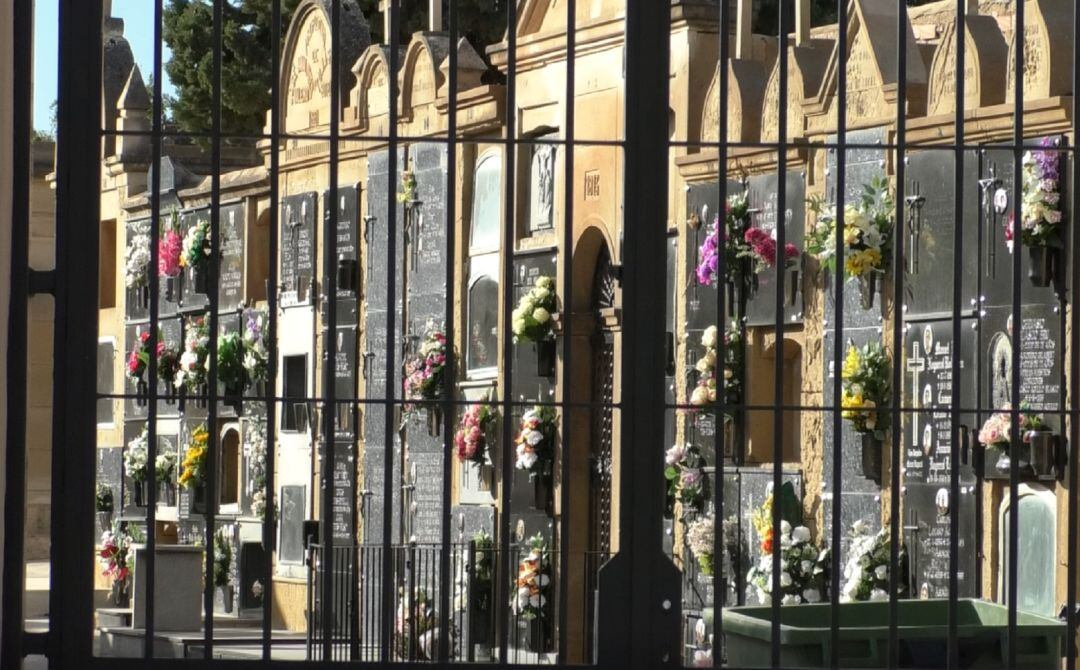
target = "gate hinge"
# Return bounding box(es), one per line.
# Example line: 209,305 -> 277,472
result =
27,269 -> 56,296
22,630 -> 48,656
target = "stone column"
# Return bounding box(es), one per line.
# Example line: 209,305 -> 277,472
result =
735,0 -> 752,59
795,0 -> 811,46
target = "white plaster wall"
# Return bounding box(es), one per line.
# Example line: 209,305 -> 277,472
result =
275,306 -> 314,579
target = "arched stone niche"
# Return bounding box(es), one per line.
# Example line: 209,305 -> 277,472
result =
1005,0 -> 1074,102
398,35 -> 450,125
279,0 -> 371,134
702,60 -> 771,144
761,41 -> 831,144
927,15 -> 1007,116
806,0 -> 927,132
347,45 -> 400,134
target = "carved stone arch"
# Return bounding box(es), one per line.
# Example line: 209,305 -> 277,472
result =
571,222 -> 618,315
347,45 -> 401,132
398,35 -> 450,121
1005,0 -> 1074,102
927,16 -> 1006,116
278,0 -> 371,133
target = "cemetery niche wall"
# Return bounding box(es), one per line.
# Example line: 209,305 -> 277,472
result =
88,0 -> 1080,664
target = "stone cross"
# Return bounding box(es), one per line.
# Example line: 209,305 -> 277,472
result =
795,0 -> 810,46
736,0 -> 752,60
907,338 -> 928,448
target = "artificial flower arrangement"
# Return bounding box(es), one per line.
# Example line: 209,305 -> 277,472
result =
806,175 -> 894,278
213,527 -> 234,589
99,523 -> 140,604
242,306 -> 270,389
685,512 -> 718,576
397,170 -> 418,204
512,276 -> 557,344
124,426 -> 149,484
217,330 -> 246,401
394,587 -> 442,661
1017,138 -> 1063,249
514,406 -> 558,473
695,191 -> 753,289
181,217 -> 212,271
664,443 -> 708,519
175,315 -> 210,394
689,324 -> 743,411
840,342 -> 891,440
840,519 -> 905,603
126,330 -> 164,398
512,533 -> 551,620
158,210 -> 183,279
745,483 -> 828,605
243,419 -> 271,519
179,423 -> 209,490
454,403 -> 496,465
403,330 -> 449,405
124,218 -> 152,292
743,226 -> 800,274
978,404 -> 1046,449
157,342 -> 181,397
154,449 -> 177,485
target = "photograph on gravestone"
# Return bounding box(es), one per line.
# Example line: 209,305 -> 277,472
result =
902,150 -> 980,317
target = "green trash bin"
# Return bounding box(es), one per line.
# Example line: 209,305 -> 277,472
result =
721,599 -> 1065,669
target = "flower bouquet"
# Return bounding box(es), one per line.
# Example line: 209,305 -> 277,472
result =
155,449 -> 177,505
979,404 -> 1053,477
126,330 -> 164,405
99,524 -> 138,607
213,527 -> 235,613
242,306 -> 270,395
840,342 -> 891,481
217,330 -> 246,411
664,443 -> 708,519
686,513 -> 718,576
124,218 -> 152,310
689,325 -> 743,423
159,210 -> 184,302
403,330 -> 449,433
512,276 -> 557,343
181,217 -> 212,294
124,426 -> 149,506
840,519 -> 906,602
180,423 -> 209,511
513,533 -> 552,652
747,520 -> 829,605
806,175 -> 894,309
454,403 -> 496,466
1015,138 -> 1063,286
157,342 -> 181,403
176,315 -> 210,406
515,406 -> 558,510
244,420 -> 273,520
744,226 -> 802,305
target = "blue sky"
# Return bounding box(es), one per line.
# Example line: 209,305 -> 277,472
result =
33,0 -> 176,132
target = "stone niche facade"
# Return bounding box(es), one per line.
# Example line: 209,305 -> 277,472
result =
1005,0 -> 1075,101
926,12 -> 1007,117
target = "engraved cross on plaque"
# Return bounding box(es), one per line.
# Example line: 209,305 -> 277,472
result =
907,338 -> 928,448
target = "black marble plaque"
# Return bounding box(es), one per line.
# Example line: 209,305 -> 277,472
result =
330,440 -> 356,542
744,170 -> 806,327
685,181 -> 744,330
177,208 -> 210,312
903,150 -> 980,317
97,446 -> 123,534
902,481 -> 977,599
902,318 -> 978,484
334,327 -> 358,429
324,185 -> 360,326
125,217 -> 152,322
218,202 -> 246,311
280,193 -> 317,307
980,304 -> 1064,426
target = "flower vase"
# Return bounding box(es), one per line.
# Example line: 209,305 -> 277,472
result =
427,406 -> 442,437
193,264 -> 209,295
110,579 -> 131,608
1028,246 -> 1053,287
531,464 -> 552,512
165,274 -> 182,303
136,380 -> 149,407
524,615 -> 551,654
993,447 -> 1013,476
697,552 -> 714,577
193,384 -> 208,409
860,434 -> 882,482
786,267 -> 800,306
725,281 -> 736,318
97,510 -> 113,531
160,483 -> 176,507
224,383 -> 243,414
132,480 -> 147,507
1027,431 -> 1056,477
220,585 -> 234,614
163,384 -> 177,406
859,273 -> 879,311
254,379 -> 268,399
128,285 -> 149,312
536,339 -> 556,378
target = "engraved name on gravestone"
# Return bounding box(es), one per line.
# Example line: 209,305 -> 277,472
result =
744,171 -> 806,327
218,203 -> 245,311
902,320 -> 977,484
334,327 -> 358,435
903,482 -> 977,599
280,193 -> 317,307
325,185 -> 359,326
330,441 -> 355,542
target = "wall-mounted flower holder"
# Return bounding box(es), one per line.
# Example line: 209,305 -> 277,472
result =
536,339 -> 556,378
1027,246 -> 1056,288
131,480 -> 148,507
161,382 -> 178,406
859,273 -> 880,311
786,267 -> 800,307
165,274 -> 183,303
192,384 -> 209,409
191,264 -> 209,295
531,464 -> 553,513
981,433 -> 1061,482
427,407 -> 442,438
135,380 -> 149,407
520,615 -> 552,654
159,483 -> 176,507
223,383 -> 243,414
128,285 -> 150,311
860,434 -> 882,483
190,485 -> 206,514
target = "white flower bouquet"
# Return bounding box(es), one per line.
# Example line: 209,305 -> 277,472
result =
512,276 -> 557,343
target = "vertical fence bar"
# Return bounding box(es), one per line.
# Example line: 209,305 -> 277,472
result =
1,0 -> 33,665
1068,4 -> 1080,668
53,0 -> 103,664
143,0 -> 166,657
771,2 -> 789,668
829,0 -> 849,666
263,0 -> 282,657
557,0 -> 576,663
438,0 -> 459,662
1008,0 -> 1025,667
948,0 -> 966,667
889,0 -> 908,667
711,0 -> 729,664
496,0 -> 518,663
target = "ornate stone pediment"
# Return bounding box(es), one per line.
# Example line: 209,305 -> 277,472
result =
1005,0 -> 1074,102
927,15 -> 1006,117
701,58 -> 771,144
807,0 -> 927,131
347,44 -> 402,133
761,39 -> 832,143
399,34 -> 450,120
